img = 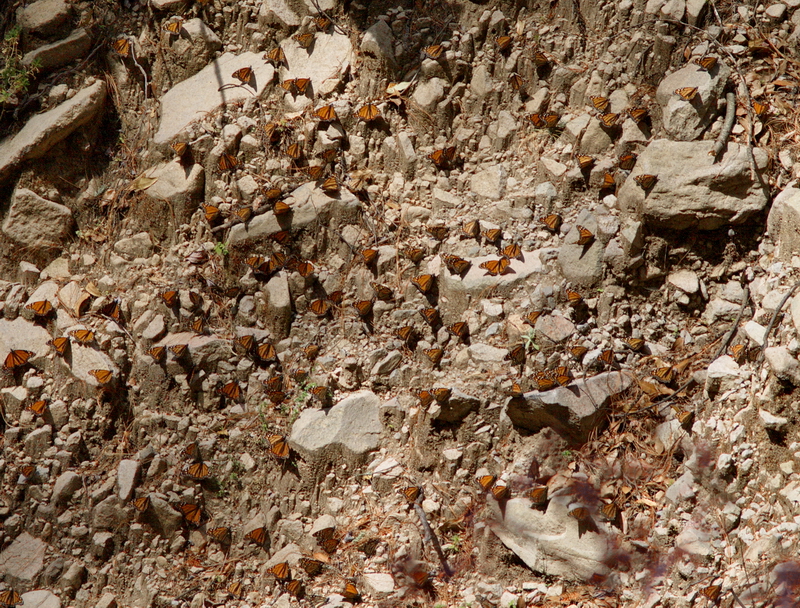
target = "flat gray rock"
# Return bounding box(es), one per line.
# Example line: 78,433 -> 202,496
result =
142,159 -> 205,224
290,390 -> 382,459
18,0 -> 71,36
22,28 -> 91,70
0,532 -> 47,583
0,81 -> 106,183
153,53 -> 275,145
656,63 -> 730,141
505,371 -> 634,442
2,188 -> 73,249
767,185 -> 800,262
278,29 -> 353,100
21,590 -> 61,608
617,139 -> 768,230
0,317 -> 51,366
58,335 -> 118,387
117,459 -> 141,502
52,471 -> 82,505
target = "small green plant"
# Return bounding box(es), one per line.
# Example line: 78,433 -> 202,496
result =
213,241 -> 229,256
562,449 -> 573,458
522,328 -> 539,351
0,27 -> 40,106
449,533 -> 462,553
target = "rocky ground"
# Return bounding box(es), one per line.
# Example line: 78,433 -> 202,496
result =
3,0 -> 800,606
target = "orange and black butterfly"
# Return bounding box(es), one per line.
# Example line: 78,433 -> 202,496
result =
419,307 -> 440,327
285,142 -> 303,160
479,256 -> 511,276
532,49 -> 549,66
534,371 -> 556,391
302,166 -> 324,183
26,300 -> 53,317
476,474 -> 497,492
298,558 -> 324,577
189,316 -> 206,334
541,213 -> 562,232
422,44 -> 444,59
267,390 -> 287,406
416,389 -> 434,407
313,15 -> 331,30
273,200 -> 291,216
654,365 -> 675,384
442,254 -> 470,275
357,103 -> 381,122
528,113 -> 560,129
303,344 -> 320,360
285,580 -> 304,599
674,86 -> 698,101
753,100 -> 769,117
462,219 -> 480,239
361,248 -> 378,265
112,37 -> 130,57
218,153 -> 238,172
266,46 -> 286,64
599,501 -> 618,522
89,369 -> 113,385
505,381 -> 523,398
314,104 -> 337,122
314,527 -> 340,553
0,590 -> 22,608
293,32 -> 315,48
371,282 -> 393,301
402,247 -> 425,263
171,141 -> 189,158
601,172 -> 616,189
310,385 -> 330,403
694,56 -> 718,70
179,501 -> 204,525
699,585 -> 722,602
525,310 -> 542,326
320,175 -> 339,193
4,349 -> 34,371
163,19 -> 182,34
264,375 -> 284,392
569,506 -> 590,523
256,342 -> 277,362
341,581 -> 361,602
100,299 -> 123,323
447,321 -> 469,341
327,290 -> 345,305
353,299 -> 374,318
217,381 -> 242,401
321,147 -> 340,163
527,486 -> 548,506
491,483 -> 510,501
627,106 -> 649,123
270,230 -> 291,245
505,344 -> 526,365
509,73 -> 524,91
245,527 -> 268,545
208,526 -> 231,544
618,152 -> 638,170
502,243 -> 523,260
184,441 -> 201,461
235,206 -> 252,222
427,147 -> 456,169
598,348 -> 615,366
626,337 -> 645,352
575,225 -> 595,246
227,582 -> 243,598
411,274 -> 434,295
566,288 -> 583,305
308,299 -> 331,317
70,329 -> 95,344
423,347 -> 444,366
26,400 -> 47,417
267,434 -> 290,459
577,155 -> 594,170
267,562 -> 291,581
482,227 -> 502,244
169,343 -> 188,358
401,486 -> 422,502
553,366 -> 572,386
19,465 -> 36,480
432,387 -> 451,403
293,77 -> 311,94
184,461 -> 210,480
599,112 -> 620,128
589,96 -> 610,112
132,495 -> 151,513
495,35 -> 512,52
49,337 -> 69,356
232,66 -> 254,86
634,174 -> 657,190
201,204 -> 220,223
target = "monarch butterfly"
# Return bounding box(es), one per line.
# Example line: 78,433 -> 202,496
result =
308,299 -> 331,317
479,256 -> 511,276
202,204 -> 220,223
270,230 -> 291,244
169,141 -> 188,159
569,506 -> 590,522
112,37 -> 130,57
576,225 -> 595,246
267,434 -> 290,459
232,66 -> 254,86
26,300 -> 53,317
730,343 -> 749,362
634,174 -> 657,190
476,474 -> 497,491
245,527 -> 268,545
491,483 -> 510,501
163,19 -> 182,34
320,175 -> 339,193
677,409 -> 694,427
371,282 -> 393,301
532,49 -> 549,66
314,15 -> 331,30
627,106 -> 649,123
132,495 -> 151,513
654,366 -> 675,384
179,501 -> 203,525
314,526 -> 339,552
0,590 -> 21,608
401,486 -> 422,502
422,44 -> 444,59
599,112 -> 620,128
534,372 -> 556,391
267,562 -> 291,581
3,349 -> 33,371
49,337 -> 69,356
267,390 -> 287,406
600,502 -> 618,521
27,400 -> 47,416
285,143 -> 303,160
411,274 -> 434,295
255,342 -> 276,362
100,299 -> 123,323
505,344 -> 526,365
89,369 -> 113,385
424,347 -> 444,365
502,243 -> 523,260
361,248 -> 378,265
753,100 -> 769,117
541,213 -> 562,232
495,35 -> 512,52
218,153 -> 238,171
565,288 -> 583,305
303,165 -> 324,180
70,329 -> 95,344
601,172 -> 616,189
432,387 -> 451,403
589,95 -> 610,112
618,152 -> 638,170
699,585 -> 722,601
184,461 -> 210,480
674,86 -> 698,101
319,147 -> 338,164
310,385 -> 330,403
569,345 -> 588,360
327,290 -> 345,305
427,147 -> 456,169
303,344 -> 320,360
447,321 -> 469,340
184,441 -> 201,461
314,104 -> 338,122
280,78 -> 299,93
506,381 -> 523,397
482,228 -> 502,243
266,46 -> 286,64
402,247 -> 426,264
527,486 -> 548,506
341,581 -> 361,602
553,366 -> 572,386
293,32 -> 315,48
293,77 -> 311,94
169,343 -> 188,358
695,55 -> 718,70
285,579 -> 304,599
290,367 -> 307,383
357,103 -> 381,122
626,337 -> 645,352
217,381 -> 241,401
419,307 -> 441,326
245,256 -> 266,270
462,219 -> 480,239
235,207 -> 252,222
525,310 -> 542,326
189,317 -> 206,334
19,465 -> 36,479
298,558 -> 324,577
416,389 -> 434,407
227,582 -> 243,598
294,260 -> 314,277
509,73 -> 524,91
273,200 -> 291,216
353,299 -> 374,317
577,155 -> 594,170
443,254 -> 470,275
598,349 -> 615,366
528,113 -> 560,129
264,375 -> 284,392
409,568 -> 431,588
